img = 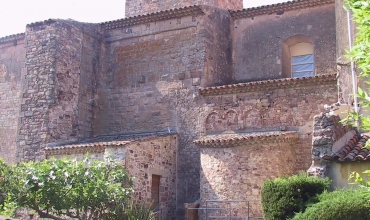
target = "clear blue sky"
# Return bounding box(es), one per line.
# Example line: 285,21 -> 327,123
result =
0,0 -> 284,38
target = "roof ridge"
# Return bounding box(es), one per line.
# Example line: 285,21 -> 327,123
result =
193,131 -> 298,148
230,0 -> 335,19
0,33 -> 25,45
101,5 -> 204,30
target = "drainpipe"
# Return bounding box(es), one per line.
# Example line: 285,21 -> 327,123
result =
344,5 -> 359,125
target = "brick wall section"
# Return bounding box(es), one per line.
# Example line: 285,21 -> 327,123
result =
198,84 -> 338,172
125,0 -> 242,17
97,14 -> 203,135
200,140 -> 296,216
0,39 -> 25,163
233,4 -> 336,82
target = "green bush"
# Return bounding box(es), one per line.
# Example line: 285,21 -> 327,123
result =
261,173 -> 330,220
291,189 -> 370,220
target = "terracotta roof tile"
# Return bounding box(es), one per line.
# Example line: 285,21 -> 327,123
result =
230,0 -> 335,20
193,131 -> 298,148
331,133 -> 370,162
101,5 -> 204,30
26,19 -> 56,28
45,131 -> 176,156
198,73 -> 337,96
0,33 -> 25,45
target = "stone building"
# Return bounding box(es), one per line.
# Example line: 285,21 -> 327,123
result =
0,0 -> 361,219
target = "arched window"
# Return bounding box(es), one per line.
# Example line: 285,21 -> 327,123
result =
282,35 -> 314,78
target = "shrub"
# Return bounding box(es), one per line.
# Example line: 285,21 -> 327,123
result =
261,173 -> 330,220
291,189 -> 370,220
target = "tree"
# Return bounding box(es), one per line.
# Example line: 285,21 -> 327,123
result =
344,0 -> 370,190
1,156 -> 138,220
343,0 -> 370,130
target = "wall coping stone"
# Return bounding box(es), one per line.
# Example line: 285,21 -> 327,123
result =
193,131 -> 298,148
0,33 -> 25,44
198,73 -> 337,96
230,0 -> 335,20
101,5 -> 204,30
45,132 -> 177,156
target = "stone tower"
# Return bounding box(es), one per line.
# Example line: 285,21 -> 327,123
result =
125,0 -> 243,17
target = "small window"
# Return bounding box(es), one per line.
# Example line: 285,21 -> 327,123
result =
290,42 -> 314,77
151,175 -> 160,208
282,35 -> 314,78
291,54 -> 314,77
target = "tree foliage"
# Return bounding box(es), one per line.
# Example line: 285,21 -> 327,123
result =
342,0 -> 370,130
261,173 -> 330,220
343,0 -> 370,197
0,156 -> 155,220
291,189 -> 370,220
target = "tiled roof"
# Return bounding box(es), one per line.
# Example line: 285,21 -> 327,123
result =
230,0 -> 334,20
330,133 -> 370,162
0,33 -> 25,45
26,19 -> 56,28
193,131 -> 298,148
45,131 -> 176,156
198,73 -> 337,96
101,5 -> 204,30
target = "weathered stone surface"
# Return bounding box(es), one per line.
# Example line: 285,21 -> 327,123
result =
0,1 -> 344,219
0,38 -> 24,164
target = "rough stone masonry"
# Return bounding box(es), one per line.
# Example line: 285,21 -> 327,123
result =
0,0 -> 354,219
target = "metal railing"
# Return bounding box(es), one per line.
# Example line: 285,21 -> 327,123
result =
185,200 -> 263,220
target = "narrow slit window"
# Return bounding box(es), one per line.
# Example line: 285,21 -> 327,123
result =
151,174 -> 160,208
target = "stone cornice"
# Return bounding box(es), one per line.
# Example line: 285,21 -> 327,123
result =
194,131 -> 298,148
198,73 -> 337,96
230,0 -> 335,20
0,33 -> 25,45
101,5 -> 204,30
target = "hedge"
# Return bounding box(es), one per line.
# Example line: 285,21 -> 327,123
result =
261,173 -> 330,220
291,189 -> 370,220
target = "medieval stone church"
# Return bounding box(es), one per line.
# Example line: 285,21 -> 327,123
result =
0,0 -> 362,219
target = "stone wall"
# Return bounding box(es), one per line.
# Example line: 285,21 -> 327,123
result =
198,79 -> 338,172
233,4 -> 336,82
308,113 -> 352,177
0,35 -> 25,163
125,134 -> 177,220
125,0 -> 242,17
17,20 -> 101,162
198,132 -> 297,217
97,8 -> 234,214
